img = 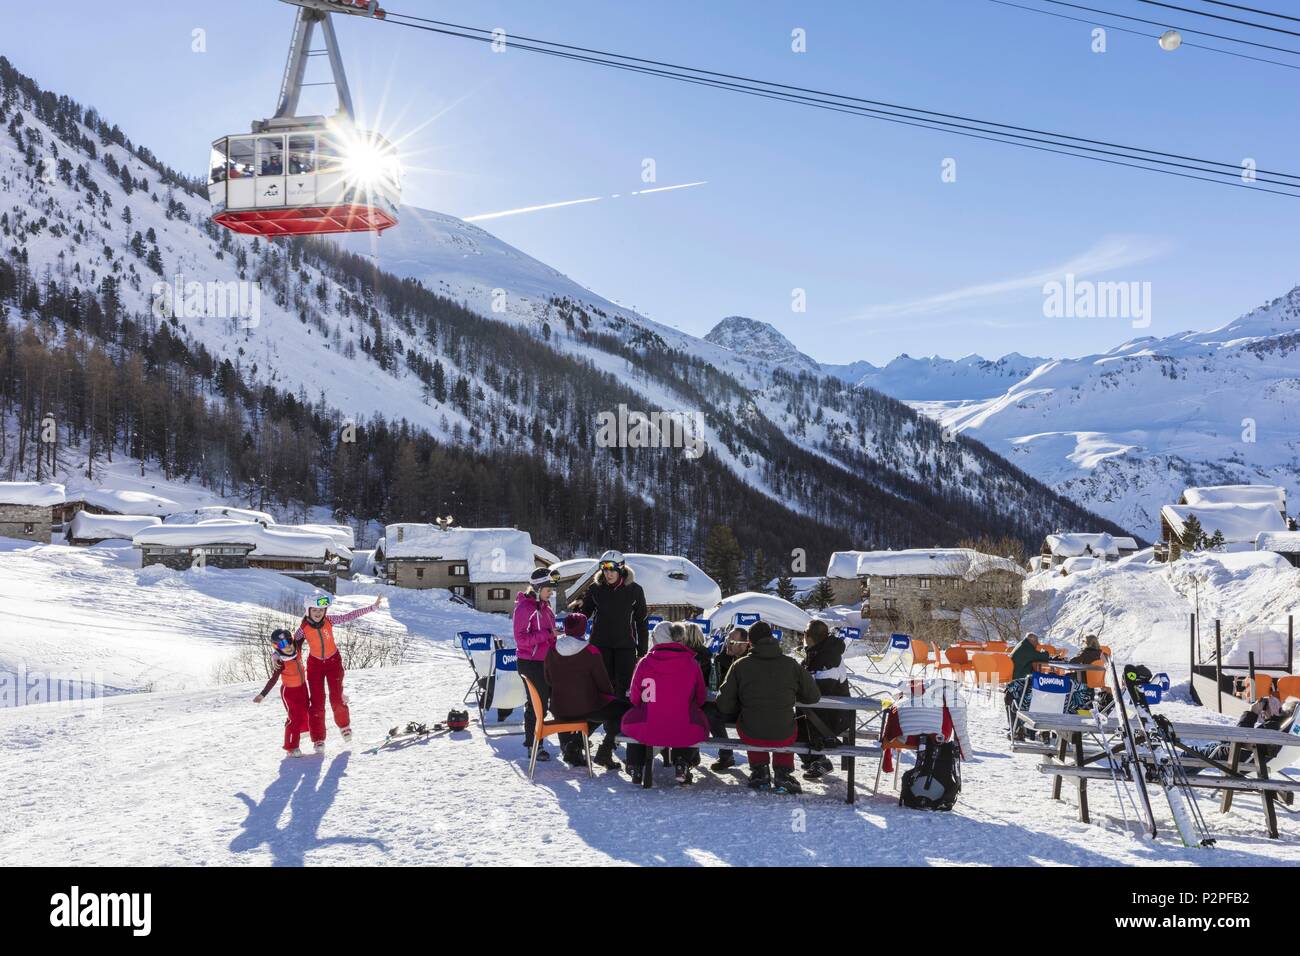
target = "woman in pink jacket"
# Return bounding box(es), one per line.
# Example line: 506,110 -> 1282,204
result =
623,621 -> 710,785
513,567 -> 560,761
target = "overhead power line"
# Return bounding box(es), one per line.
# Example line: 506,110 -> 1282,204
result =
378,10 -> 1300,198
1032,0 -> 1300,54
984,0 -> 1300,70
1194,0 -> 1300,23
1137,0 -> 1300,36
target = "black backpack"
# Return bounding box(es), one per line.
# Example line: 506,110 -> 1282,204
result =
900,737 -> 961,811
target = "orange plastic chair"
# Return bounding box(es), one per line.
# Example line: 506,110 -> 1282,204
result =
1272,675 -> 1300,700
1252,674 -> 1276,701
521,675 -> 593,781
1100,645 -> 1112,657
971,652 -> 1014,689
910,639 -> 934,675
1085,664 -> 1108,690
941,645 -> 974,682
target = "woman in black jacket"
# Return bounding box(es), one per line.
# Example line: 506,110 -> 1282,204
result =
575,551 -> 649,699
796,620 -> 852,780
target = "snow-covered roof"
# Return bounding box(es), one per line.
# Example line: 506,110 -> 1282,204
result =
292,524 -> 356,549
384,524 -> 535,582
1256,531 -> 1300,553
533,543 -> 560,566
827,548 -> 1025,581
72,488 -> 178,517
1044,533 -> 1118,558
1181,485 -> 1286,512
1113,537 -> 1139,551
0,481 -> 65,506
705,592 -> 812,634
134,523 -> 349,560
164,506 -> 275,525
1161,502 -> 1288,544
552,554 -> 722,609
827,551 -> 867,579
69,512 -> 161,541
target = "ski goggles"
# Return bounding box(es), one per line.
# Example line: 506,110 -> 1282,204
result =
307,596 -> 332,609
598,561 -> 623,571
276,636 -> 295,653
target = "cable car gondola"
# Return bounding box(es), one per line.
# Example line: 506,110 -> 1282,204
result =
208,0 -> 399,237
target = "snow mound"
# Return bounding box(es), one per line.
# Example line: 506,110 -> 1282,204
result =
706,592 -> 811,633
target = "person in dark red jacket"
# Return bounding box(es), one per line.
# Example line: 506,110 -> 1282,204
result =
544,613 -> 630,770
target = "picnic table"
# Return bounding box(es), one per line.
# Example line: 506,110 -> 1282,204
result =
1020,712 -> 1300,839
625,694 -> 886,803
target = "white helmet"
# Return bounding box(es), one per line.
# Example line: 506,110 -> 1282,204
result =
305,593 -> 333,612
598,550 -> 625,570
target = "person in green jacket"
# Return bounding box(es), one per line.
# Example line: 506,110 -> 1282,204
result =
714,621 -> 820,793
1006,633 -> 1056,739
1010,632 -> 1051,681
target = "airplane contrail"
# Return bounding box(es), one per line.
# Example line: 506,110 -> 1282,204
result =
463,181 -> 707,222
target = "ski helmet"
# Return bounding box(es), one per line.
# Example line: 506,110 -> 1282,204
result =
598,550 -> 625,572
529,567 -> 558,588
1123,663 -> 1153,687
270,628 -> 296,658
446,709 -> 470,731
304,593 -> 333,612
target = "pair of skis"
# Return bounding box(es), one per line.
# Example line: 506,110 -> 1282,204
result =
1105,655 -> 1214,848
363,720 -> 450,753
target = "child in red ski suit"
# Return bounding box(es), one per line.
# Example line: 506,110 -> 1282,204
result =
254,628 -> 310,756
296,594 -> 383,748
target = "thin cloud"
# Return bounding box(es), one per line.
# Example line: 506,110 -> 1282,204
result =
847,236 -> 1171,323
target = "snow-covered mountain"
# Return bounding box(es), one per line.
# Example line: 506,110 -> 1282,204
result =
702,315 -> 821,375
928,290 -> 1300,540
0,56 -> 1121,554
825,352 -> 1049,401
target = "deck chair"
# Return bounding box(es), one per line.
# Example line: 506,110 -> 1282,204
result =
520,675 -> 593,781
478,647 -> 529,737
865,632 -> 912,675
458,631 -> 498,707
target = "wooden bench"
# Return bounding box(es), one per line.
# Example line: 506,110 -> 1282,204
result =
1020,712 -> 1300,838
613,734 -> 882,803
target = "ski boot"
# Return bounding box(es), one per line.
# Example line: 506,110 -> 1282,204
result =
313,741 -> 325,755
561,741 -> 588,768
593,738 -> 622,771
802,756 -> 834,781
286,748 -> 303,758
340,727 -> 353,743
747,764 -> 772,791
673,757 -> 694,786
773,768 -> 803,794
710,750 -> 736,772
628,764 -> 644,786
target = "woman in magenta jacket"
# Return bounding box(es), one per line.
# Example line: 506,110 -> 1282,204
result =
513,568 -> 560,761
623,622 -> 710,785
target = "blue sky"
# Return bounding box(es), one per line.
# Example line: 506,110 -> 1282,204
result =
3,0 -> 1298,364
